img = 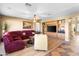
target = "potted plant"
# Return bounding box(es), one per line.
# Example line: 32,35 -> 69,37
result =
2,22 -> 8,33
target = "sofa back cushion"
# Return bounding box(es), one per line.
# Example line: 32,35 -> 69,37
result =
9,31 -> 21,36
21,30 -> 35,39
8,31 -> 22,41
3,30 -> 35,41
22,30 -> 33,36
21,31 -> 29,39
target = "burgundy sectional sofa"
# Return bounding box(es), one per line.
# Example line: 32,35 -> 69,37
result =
3,30 -> 35,53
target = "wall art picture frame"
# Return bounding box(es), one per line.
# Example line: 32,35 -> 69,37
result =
23,21 -> 32,29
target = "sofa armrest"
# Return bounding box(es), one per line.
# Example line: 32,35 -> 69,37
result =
5,40 -> 25,53
3,36 -> 11,45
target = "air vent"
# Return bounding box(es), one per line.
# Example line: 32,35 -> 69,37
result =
25,3 -> 32,6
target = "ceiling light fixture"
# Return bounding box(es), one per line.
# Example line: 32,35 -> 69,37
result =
33,14 -> 40,22
33,14 -> 37,22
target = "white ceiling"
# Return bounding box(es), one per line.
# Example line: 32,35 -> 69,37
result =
0,3 -> 79,19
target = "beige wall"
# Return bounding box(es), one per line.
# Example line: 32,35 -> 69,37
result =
2,16 -> 33,32
0,16 -> 2,42
5,19 -> 23,31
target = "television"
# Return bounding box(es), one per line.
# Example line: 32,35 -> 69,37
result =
47,26 -> 56,32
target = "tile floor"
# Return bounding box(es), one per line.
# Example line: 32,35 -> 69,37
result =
0,43 -> 6,56
47,41 -> 75,56
47,35 -> 79,56
1,35 -> 79,56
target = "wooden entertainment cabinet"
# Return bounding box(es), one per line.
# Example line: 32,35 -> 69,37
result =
42,20 -> 62,33
42,20 -> 65,39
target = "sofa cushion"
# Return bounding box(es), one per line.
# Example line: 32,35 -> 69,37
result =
13,36 -> 22,41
